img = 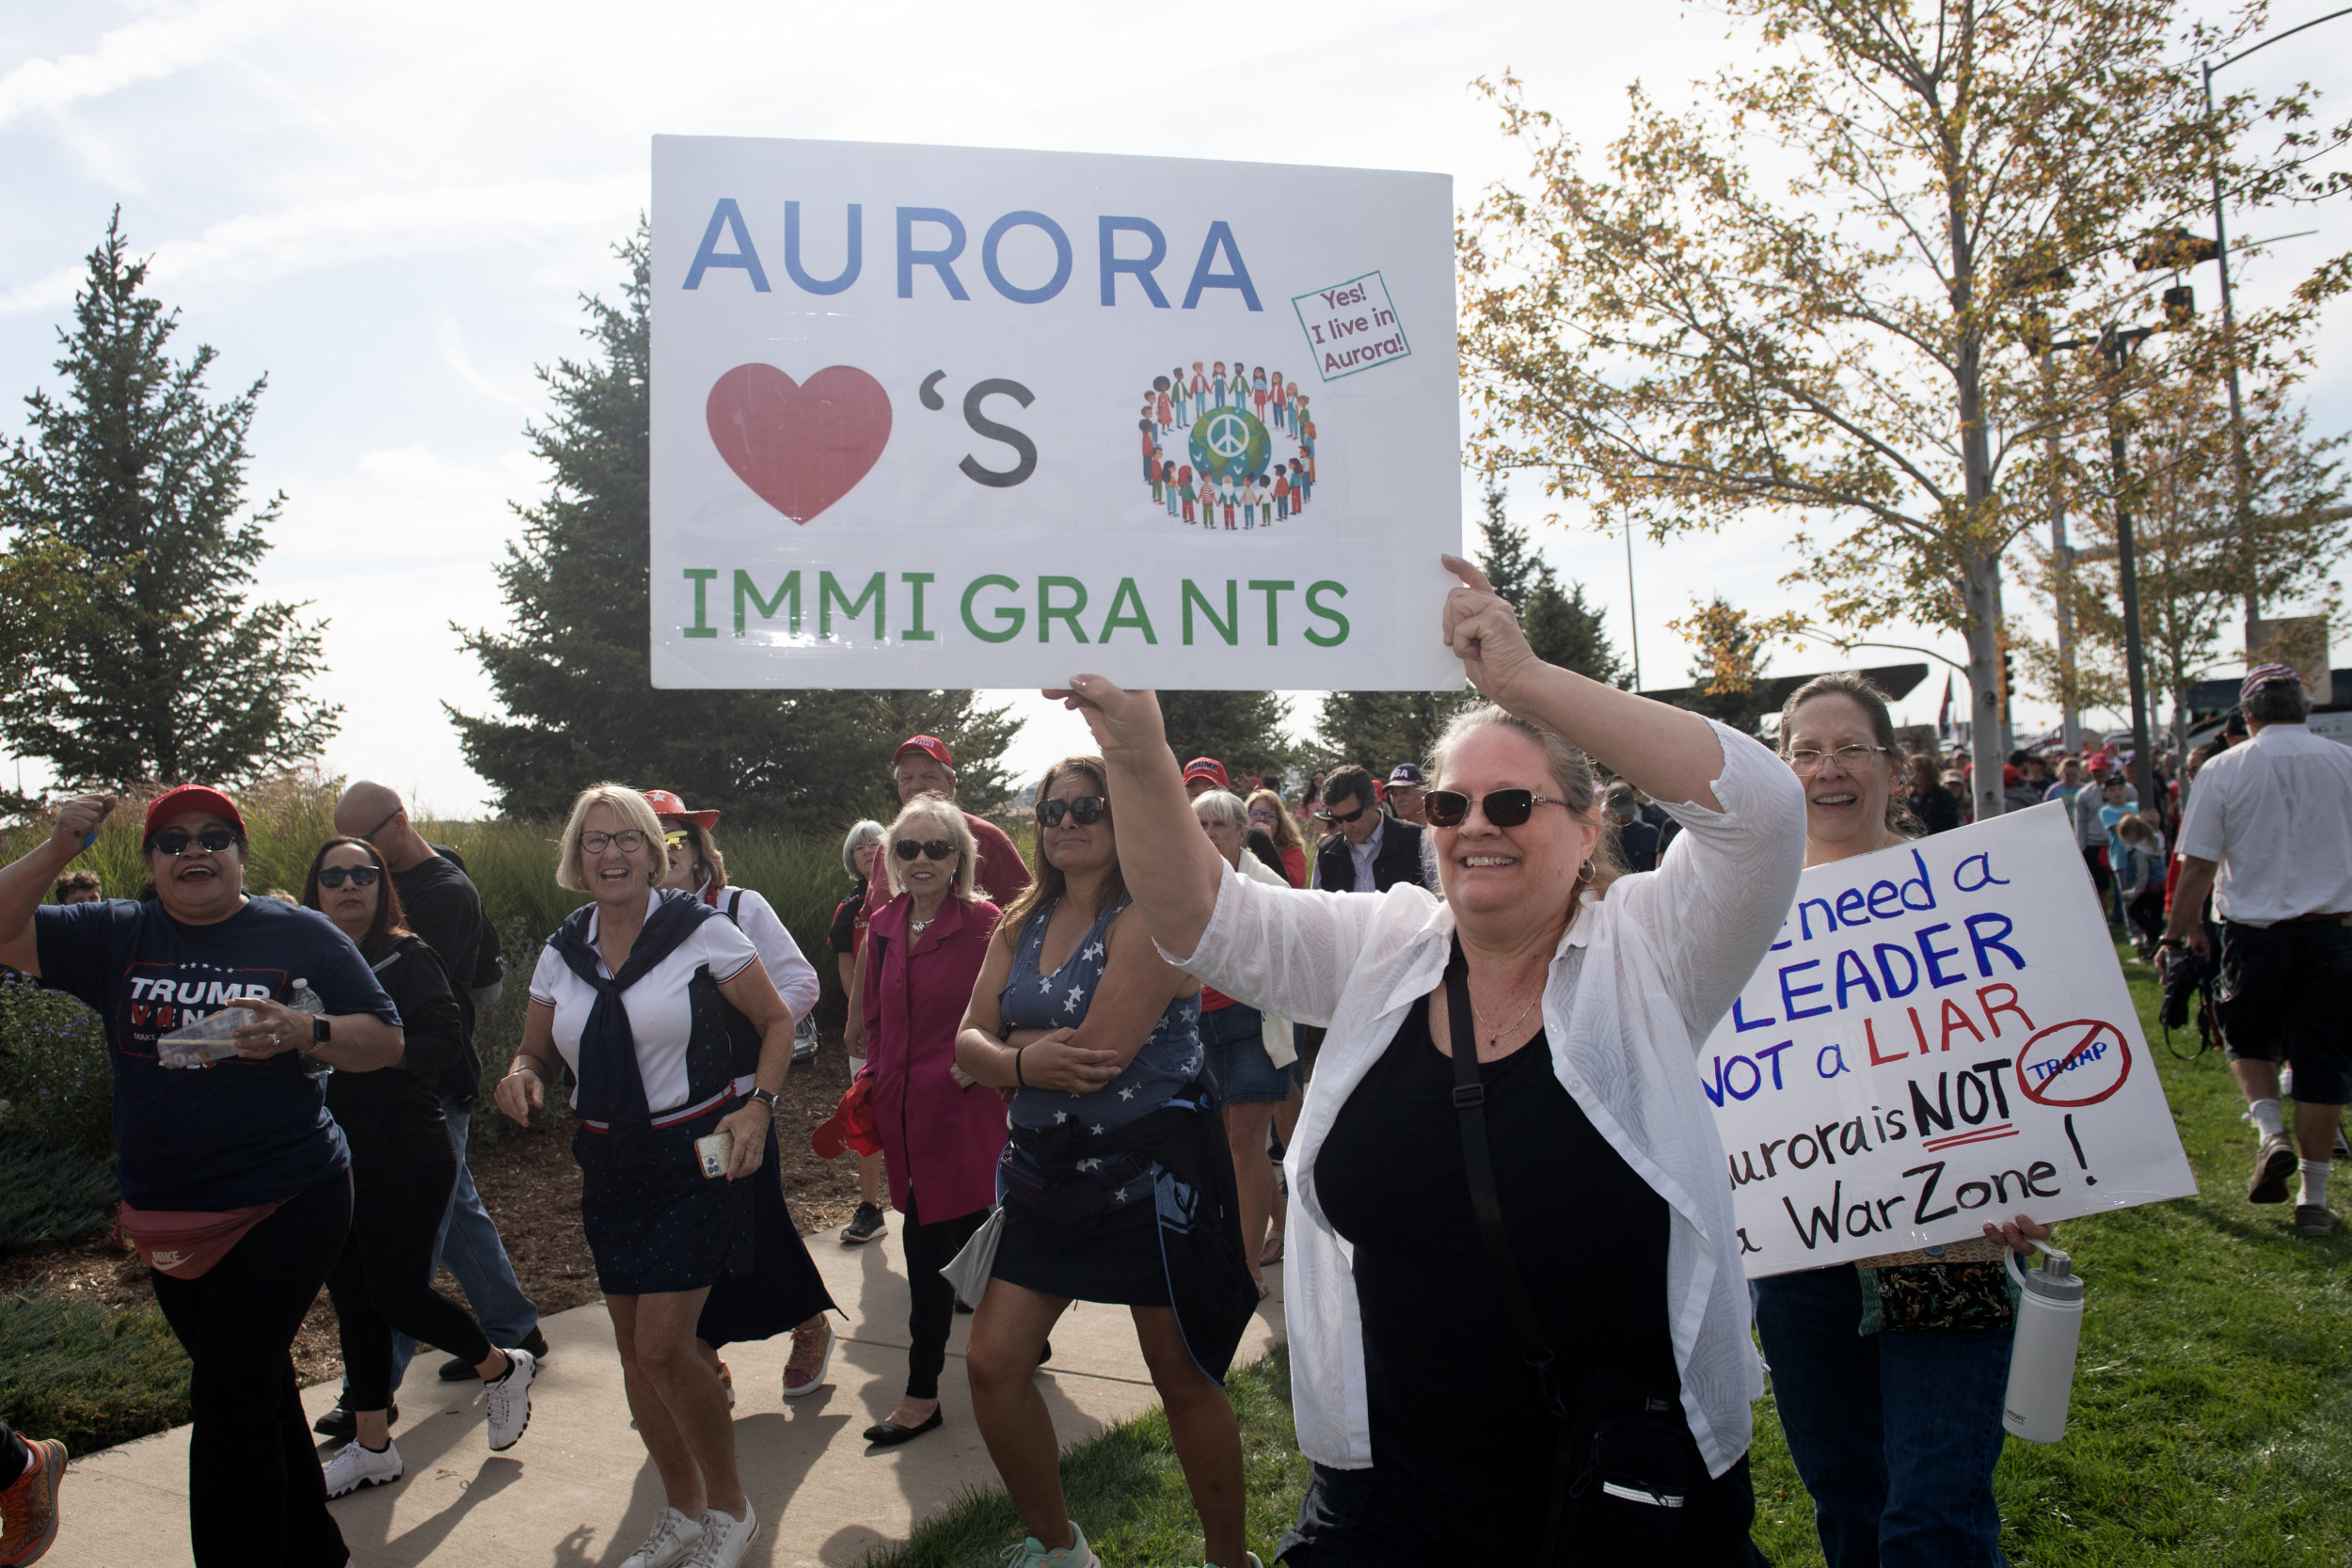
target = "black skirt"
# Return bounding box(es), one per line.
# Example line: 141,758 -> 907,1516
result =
574,1101 -> 753,1296
696,1121 -> 837,1347
990,1185 -> 1169,1307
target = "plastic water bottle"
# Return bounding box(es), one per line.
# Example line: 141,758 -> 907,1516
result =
2002,1242 -> 2086,1443
288,978 -> 326,1018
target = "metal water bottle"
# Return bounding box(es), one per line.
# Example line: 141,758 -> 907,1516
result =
2001,1242 -> 2086,1443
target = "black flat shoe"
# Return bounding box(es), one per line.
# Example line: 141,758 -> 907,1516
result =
863,1409 -> 944,1447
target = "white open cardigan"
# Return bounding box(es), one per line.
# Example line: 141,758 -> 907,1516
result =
1167,720 -> 1805,1479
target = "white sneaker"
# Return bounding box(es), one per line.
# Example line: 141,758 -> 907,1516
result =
477,1347 -> 536,1451
689,1500 -> 760,1567
620,1506 -> 705,1568
321,1439 -> 401,1498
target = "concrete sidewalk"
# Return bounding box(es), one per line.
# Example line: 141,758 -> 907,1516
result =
40,1219 -> 1287,1567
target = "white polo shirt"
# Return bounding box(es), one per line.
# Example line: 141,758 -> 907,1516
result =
530,909 -> 760,1117
2177,722 -> 2352,926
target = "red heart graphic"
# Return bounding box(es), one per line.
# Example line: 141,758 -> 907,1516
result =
706,363 -> 892,524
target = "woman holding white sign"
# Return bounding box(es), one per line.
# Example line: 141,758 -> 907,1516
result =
1754,673 -> 2053,1568
1045,555 -> 1806,1567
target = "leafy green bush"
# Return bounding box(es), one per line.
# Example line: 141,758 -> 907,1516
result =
0,975 -> 112,1162
0,1130 -> 116,1253
0,1290 -> 189,1454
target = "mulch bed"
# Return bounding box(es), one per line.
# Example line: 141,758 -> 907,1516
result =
0,1032 -> 866,1387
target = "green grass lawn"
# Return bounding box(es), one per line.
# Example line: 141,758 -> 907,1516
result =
873,941 -> 2351,1567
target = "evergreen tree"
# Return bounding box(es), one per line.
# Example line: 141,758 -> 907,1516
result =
1523,578 -> 1624,687
1475,476 -> 1548,610
1311,690 -> 1464,778
0,212 -> 338,785
450,228 -> 1019,829
1154,691 -> 1296,789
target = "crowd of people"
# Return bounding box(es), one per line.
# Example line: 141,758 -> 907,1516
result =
1,567 -> 2345,1568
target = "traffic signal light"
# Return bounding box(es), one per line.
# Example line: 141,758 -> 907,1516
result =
2162,285 -> 2196,329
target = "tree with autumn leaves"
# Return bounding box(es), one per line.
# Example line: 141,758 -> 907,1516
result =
1460,0 -> 2345,820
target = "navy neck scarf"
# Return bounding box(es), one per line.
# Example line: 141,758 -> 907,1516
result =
549,889 -> 714,1151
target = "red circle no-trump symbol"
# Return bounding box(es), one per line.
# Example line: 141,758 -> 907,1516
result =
2015,1019 -> 2132,1107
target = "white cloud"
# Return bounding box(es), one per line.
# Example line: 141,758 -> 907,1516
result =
0,1 -> 284,128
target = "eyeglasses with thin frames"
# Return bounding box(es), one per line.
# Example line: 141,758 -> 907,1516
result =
1786,744 -> 1891,776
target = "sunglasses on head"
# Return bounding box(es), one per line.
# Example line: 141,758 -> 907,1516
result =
317,864 -> 381,888
1037,796 -> 1105,828
1423,788 -> 1570,829
154,829 -> 236,856
895,838 -> 957,862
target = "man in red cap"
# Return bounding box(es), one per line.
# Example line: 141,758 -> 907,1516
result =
1182,757 -> 1229,800
839,735 -> 1030,1244
2165,663 -> 2352,1236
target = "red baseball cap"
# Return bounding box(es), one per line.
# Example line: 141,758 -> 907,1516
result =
642,789 -> 719,830
1182,757 -> 1230,789
144,784 -> 246,840
896,735 -> 954,769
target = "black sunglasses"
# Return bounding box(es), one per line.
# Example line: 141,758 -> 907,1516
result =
317,864 -> 381,888
894,839 -> 957,862
1423,789 -> 1571,829
1315,802 -> 1370,825
1037,797 -> 1105,828
154,829 -> 237,856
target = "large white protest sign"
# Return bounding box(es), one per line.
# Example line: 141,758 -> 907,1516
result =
1700,803 -> 2196,1277
647,135 -> 1462,690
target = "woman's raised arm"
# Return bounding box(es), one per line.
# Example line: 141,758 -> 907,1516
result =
1438,554 -> 1728,809
1041,681 -> 1228,960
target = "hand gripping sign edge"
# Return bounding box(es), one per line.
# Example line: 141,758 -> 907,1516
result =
2013,1018 -> 2133,1109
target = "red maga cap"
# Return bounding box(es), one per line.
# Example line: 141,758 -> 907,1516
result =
642,789 -> 719,830
896,735 -> 954,769
144,784 -> 246,840
1182,757 -> 1230,788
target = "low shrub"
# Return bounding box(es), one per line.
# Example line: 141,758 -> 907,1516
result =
0,1130 -> 115,1253
0,974 -> 112,1162
0,1290 -> 189,1454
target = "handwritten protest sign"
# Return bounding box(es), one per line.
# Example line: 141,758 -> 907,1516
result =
1699,802 -> 2196,1276
648,135 -> 1461,691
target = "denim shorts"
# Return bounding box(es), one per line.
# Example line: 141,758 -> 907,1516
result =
1200,1002 -> 1295,1104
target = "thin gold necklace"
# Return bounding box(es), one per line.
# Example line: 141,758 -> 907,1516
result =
1470,981 -> 1545,1053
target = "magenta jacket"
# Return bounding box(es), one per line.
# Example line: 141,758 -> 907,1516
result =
859,893 -> 1008,1224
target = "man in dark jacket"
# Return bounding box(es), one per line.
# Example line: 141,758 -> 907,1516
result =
1311,765 -> 1436,893
332,783 -> 546,1404
1607,782 -> 1662,872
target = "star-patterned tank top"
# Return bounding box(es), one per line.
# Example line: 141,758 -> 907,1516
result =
1000,895 -> 1202,1136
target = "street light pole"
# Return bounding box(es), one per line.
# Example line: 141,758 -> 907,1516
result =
2200,7 -> 2352,657
1625,518 -> 1643,692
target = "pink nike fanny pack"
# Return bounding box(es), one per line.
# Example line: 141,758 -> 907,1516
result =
117,1199 -> 282,1279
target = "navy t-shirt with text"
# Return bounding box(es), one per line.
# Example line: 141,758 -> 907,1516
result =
36,895 -> 402,1212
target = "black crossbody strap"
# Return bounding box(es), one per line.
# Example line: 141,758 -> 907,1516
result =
1443,938 -> 1567,1417
1445,937 -> 1580,1566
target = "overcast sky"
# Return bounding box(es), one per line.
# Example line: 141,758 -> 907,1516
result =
2,1 -> 2344,813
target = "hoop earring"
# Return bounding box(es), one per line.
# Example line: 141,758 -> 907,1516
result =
1576,859 -> 1595,885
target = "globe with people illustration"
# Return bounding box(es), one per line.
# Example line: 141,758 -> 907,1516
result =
1134,357 -> 1317,532
1189,405 -> 1270,483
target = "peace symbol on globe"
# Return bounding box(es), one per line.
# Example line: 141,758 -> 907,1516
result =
1188,406 -> 1271,483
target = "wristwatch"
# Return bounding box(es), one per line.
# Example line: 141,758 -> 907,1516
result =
749,1086 -> 781,1112
310,1017 -> 333,1046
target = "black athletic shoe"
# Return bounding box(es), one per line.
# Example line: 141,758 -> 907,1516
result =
439,1324 -> 550,1382
841,1201 -> 887,1244
312,1399 -> 394,1439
